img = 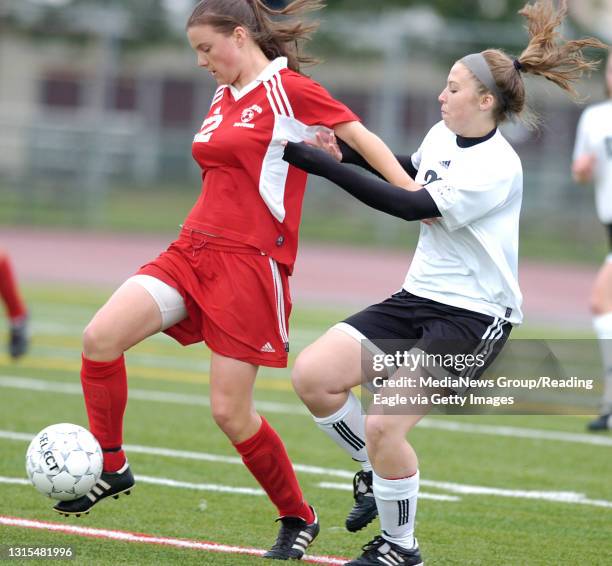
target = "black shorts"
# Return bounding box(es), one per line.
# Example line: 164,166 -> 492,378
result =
342,289 -> 512,384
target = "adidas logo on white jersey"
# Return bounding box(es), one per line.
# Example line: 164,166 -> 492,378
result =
260,342 -> 276,353
439,160 -> 451,169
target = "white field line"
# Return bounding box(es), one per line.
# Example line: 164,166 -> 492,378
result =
0,375 -> 307,416
0,516 -> 348,565
415,480 -> 612,508
0,477 -> 30,485
30,319 -> 324,343
135,475 -> 263,495
317,482 -> 460,502
1,375 -> 611,447
418,418 -> 612,447
0,475 -> 264,496
2,429 -> 611,509
0,474 -> 452,502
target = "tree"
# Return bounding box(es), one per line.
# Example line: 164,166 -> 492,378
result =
2,0 -> 175,44
324,0 -> 529,21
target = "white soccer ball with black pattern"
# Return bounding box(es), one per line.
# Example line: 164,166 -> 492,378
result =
25,423 -> 103,501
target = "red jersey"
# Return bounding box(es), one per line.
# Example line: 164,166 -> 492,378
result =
186,57 -> 359,272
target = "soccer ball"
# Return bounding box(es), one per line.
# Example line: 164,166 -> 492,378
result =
25,423 -> 103,501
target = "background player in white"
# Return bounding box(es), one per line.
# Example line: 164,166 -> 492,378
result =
284,1 -> 606,563
51,0 -> 420,559
573,50 -> 612,431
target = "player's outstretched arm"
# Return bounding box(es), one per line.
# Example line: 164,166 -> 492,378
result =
283,141 -> 440,222
335,137 -> 417,180
307,131 -> 417,183
333,121 -> 420,190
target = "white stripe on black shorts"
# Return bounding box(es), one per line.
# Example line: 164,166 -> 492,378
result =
341,289 -> 512,388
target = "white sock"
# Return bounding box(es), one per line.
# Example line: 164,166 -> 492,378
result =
312,392 -> 371,471
373,470 -> 419,551
593,313 -> 612,414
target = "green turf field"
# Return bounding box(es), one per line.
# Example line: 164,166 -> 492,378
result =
1,286 -> 611,565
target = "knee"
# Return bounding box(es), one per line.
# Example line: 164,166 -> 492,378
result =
82,320 -> 122,360
211,401 -> 251,440
291,349 -> 326,403
364,416 -> 393,456
590,292 -> 607,316
211,405 -> 232,434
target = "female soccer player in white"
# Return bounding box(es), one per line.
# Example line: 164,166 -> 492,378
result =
52,0 -> 419,559
284,1 -> 606,563
573,50 -> 612,431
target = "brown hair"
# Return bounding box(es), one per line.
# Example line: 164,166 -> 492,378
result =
186,0 -> 324,73
469,0 -> 608,127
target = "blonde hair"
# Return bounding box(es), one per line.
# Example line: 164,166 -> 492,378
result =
186,0 -> 325,73
469,0 -> 608,127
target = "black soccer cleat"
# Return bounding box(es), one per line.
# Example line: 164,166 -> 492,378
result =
345,535 -> 423,566
587,413 -> 612,431
53,463 -> 134,517
346,470 -> 378,532
264,506 -> 320,560
9,315 -> 29,359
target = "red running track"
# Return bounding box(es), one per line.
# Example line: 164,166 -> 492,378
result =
0,227 -> 597,329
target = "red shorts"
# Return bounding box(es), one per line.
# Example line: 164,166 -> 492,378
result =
137,227 -> 291,368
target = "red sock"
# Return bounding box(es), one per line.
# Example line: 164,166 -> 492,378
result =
80,354 -> 128,472
234,417 -> 314,523
0,254 -> 27,321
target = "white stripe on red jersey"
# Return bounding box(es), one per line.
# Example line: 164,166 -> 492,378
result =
187,57 -> 359,273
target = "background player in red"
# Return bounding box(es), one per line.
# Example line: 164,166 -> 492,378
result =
52,0 -> 418,559
0,247 -> 29,359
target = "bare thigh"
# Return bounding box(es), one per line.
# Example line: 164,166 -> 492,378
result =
83,281 -> 166,360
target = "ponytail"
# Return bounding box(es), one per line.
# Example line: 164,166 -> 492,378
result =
516,0 -> 606,98
463,0 -> 608,127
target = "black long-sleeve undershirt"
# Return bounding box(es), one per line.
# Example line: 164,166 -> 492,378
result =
337,138 -> 419,180
282,142 -> 441,222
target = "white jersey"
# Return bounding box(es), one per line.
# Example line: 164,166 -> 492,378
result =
403,121 -> 523,325
573,100 -> 612,223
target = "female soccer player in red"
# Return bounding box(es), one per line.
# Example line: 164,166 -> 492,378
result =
0,247 -> 29,359
53,0 -> 417,559
284,1 -> 606,563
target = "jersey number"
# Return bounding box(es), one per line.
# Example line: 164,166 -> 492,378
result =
423,170 -> 440,186
606,137 -> 612,159
195,109 -> 223,143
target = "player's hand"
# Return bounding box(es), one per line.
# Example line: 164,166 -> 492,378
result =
305,131 -> 343,162
282,141 -> 338,176
572,154 -> 596,184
